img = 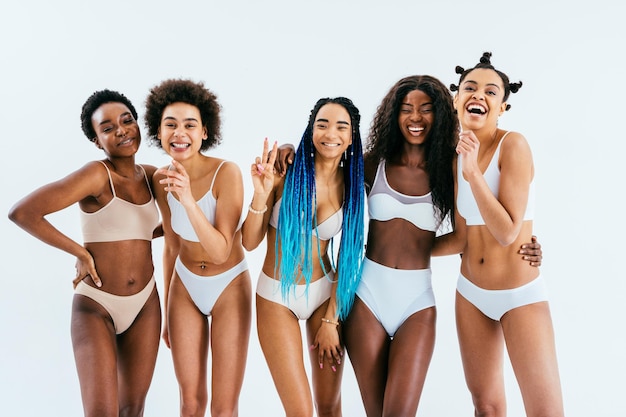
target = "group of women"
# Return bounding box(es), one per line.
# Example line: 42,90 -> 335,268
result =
9,52 -> 563,417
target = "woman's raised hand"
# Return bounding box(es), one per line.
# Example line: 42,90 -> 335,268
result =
156,160 -> 194,206
251,138 -> 278,195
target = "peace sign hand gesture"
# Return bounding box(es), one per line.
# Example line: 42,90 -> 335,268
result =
251,138 -> 278,196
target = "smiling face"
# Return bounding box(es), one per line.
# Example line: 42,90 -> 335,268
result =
158,102 -> 208,161
312,103 -> 352,161
454,68 -> 507,131
398,89 -> 434,145
91,102 -> 140,156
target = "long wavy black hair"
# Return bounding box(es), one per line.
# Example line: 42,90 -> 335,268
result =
365,75 -> 457,226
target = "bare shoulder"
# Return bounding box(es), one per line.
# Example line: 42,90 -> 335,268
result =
363,152 -> 378,189
67,160 -> 110,189
215,159 -> 243,181
139,163 -> 158,178
501,130 -> 529,148
37,160 -> 110,206
500,131 -> 533,170
212,159 -> 244,197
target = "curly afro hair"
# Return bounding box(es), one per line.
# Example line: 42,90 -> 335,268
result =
80,89 -> 138,142
144,79 -> 222,151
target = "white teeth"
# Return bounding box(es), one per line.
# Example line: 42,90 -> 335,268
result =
171,143 -> 190,148
408,127 -> 424,132
467,104 -> 486,114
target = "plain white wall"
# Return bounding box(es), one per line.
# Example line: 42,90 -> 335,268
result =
1,1 -> 624,416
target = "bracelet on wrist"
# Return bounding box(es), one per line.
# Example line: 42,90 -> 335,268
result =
321,317 -> 339,326
248,203 -> 268,215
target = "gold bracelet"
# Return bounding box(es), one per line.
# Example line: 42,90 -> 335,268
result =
248,203 -> 268,215
321,317 -> 339,326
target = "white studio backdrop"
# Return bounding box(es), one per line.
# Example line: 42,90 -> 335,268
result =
1,1 -> 624,416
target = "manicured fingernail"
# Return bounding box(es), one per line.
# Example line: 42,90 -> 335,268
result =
319,363 -> 323,369
331,366 -> 336,372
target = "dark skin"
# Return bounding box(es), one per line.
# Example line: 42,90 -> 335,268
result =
273,145 -> 542,265
8,102 -> 161,417
273,133 -> 542,417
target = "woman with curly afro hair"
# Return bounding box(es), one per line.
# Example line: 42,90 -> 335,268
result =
145,79 -> 251,417
9,89 -> 162,417
450,52 -> 563,417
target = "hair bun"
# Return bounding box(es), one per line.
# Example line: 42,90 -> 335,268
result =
509,81 -> 523,94
454,65 -> 465,75
479,52 -> 492,65
449,83 -> 459,92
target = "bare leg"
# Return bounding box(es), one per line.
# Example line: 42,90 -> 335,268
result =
502,302 -> 564,417
456,292 -> 507,417
168,275 -> 210,417
343,298 -> 389,417
382,306 -> 436,417
257,294 -> 314,417
71,294 -> 119,417
209,272 -> 252,417
116,288 -> 161,417
307,300 -> 343,417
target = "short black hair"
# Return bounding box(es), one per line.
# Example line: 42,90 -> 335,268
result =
80,89 -> 138,141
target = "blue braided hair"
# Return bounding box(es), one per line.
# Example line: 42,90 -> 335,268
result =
276,97 -> 365,320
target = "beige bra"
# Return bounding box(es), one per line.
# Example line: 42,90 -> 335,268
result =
80,161 -> 159,242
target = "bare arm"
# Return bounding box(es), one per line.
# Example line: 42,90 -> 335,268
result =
242,139 -> 279,250
432,156 -> 542,265
152,169 -> 180,348
312,280 -> 342,371
156,160 -> 243,264
433,212 -> 467,256
457,130 -> 533,246
8,162 -> 108,287
272,142 -> 296,177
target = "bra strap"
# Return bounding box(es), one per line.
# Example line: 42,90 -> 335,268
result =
97,160 -> 116,198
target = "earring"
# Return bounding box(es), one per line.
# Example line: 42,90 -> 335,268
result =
340,150 -> 347,168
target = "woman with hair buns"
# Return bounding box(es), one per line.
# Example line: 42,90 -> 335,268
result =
449,52 -> 564,416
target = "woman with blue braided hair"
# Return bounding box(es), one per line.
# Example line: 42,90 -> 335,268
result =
242,97 -> 364,417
